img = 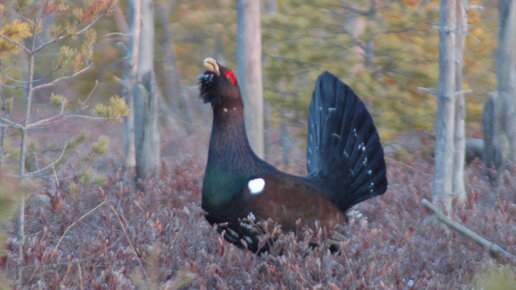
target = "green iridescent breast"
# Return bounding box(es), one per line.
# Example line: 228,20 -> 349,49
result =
201,165 -> 251,211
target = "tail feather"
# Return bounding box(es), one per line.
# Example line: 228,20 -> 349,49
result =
307,71 -> 387,212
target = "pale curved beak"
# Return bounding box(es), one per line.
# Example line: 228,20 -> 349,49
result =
203,57 -> 220,76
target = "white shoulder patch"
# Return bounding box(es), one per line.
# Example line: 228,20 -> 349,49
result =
248,178 -> 265,195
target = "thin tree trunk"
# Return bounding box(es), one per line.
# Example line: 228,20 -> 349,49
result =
134,72 -> 161,179
506,6 -> 516,159
279,110 -> 291,168
264,100 -> 270,161
156,0 -> 194,133
156,1 -> 181,110
484,0 -> 516,175
267,0 -> 277,12
16,25 -> 38,287
482,92 -> 495,166
114,1 -> 135,170
237,0 -> 264,158
433,0 -> 456,211
0,89 -> 7,169
263,0 -> 277,161
122,78 -> 136,169
125,0 -> 139,170
496,0 -> 516,109
452,0 -> 467,201
130,0 -> 160,180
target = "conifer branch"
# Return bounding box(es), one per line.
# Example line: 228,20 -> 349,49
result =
0,34 -> 31,54
2,66 -> 61,84
32,11 -> 109,55
26,141 -> 69,177
0,64 -> 14,74
28,114 -> 110,129
33,63 -> 94,91
417,87 -> 438,96
0,116 -> 23,129
0,84 -> 24,90
25,81 -> 113,129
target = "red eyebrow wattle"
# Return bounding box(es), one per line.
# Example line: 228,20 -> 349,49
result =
225,71 -> 237,85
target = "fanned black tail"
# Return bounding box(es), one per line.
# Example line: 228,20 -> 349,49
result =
306,71 -> 387,212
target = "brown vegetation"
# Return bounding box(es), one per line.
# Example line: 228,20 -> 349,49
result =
2,146 -> 514,289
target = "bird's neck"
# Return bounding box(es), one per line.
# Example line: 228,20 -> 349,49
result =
202,106 -> 258,211
207,106 -> 258,171
203,103 -> 278,210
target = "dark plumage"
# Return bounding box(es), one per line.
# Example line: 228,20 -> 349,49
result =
198,58 -> 387,253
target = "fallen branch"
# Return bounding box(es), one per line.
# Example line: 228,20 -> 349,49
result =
421,199 -> 514,259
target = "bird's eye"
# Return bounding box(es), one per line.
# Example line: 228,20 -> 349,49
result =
225,70 -> 237,85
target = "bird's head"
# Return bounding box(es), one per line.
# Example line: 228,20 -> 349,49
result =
198,58 -> 241,108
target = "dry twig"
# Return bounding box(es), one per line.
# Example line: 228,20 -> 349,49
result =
54,200 -> 108,251
53,200 -> 150,283
108,204 -> 150,282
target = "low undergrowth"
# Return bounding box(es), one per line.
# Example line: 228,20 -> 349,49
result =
2,155 -> 515,289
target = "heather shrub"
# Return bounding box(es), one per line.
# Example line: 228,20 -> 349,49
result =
1,153 -> 514,289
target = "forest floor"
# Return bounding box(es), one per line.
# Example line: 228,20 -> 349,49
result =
1,118 -> 515,289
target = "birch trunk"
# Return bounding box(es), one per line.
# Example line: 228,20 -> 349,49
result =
129,0 -> 161,179
433,0 -> 456,211
452,0 -> 467,201
236,0 -> 264,158
124,0 -> 138,169
134,72 -> 161,179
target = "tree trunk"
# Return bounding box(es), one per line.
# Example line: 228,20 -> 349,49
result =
0,89 -> 7,169
124,0 -> 138,170
279,110 -> 291,168
263,0 -> 278,162
156,0 -> 179,104
114,0 -> 135,170
483,0 -> 516,176
236,0 -> 264,158
264,100 -> 270,161
156,0 -> 194,134
452,0 -> 467,201
156,1 -> 184,113
122,80 -> 136,169
134,72 -> 161,179
482,93 -> 498,176
129,0 -> 161,180
433,0 -> 456,211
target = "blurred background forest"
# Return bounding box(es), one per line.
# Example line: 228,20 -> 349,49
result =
1,0 -> 498,169
170,0 -> 488,163
0,0 -> 514,289
162,0 -> 494,148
